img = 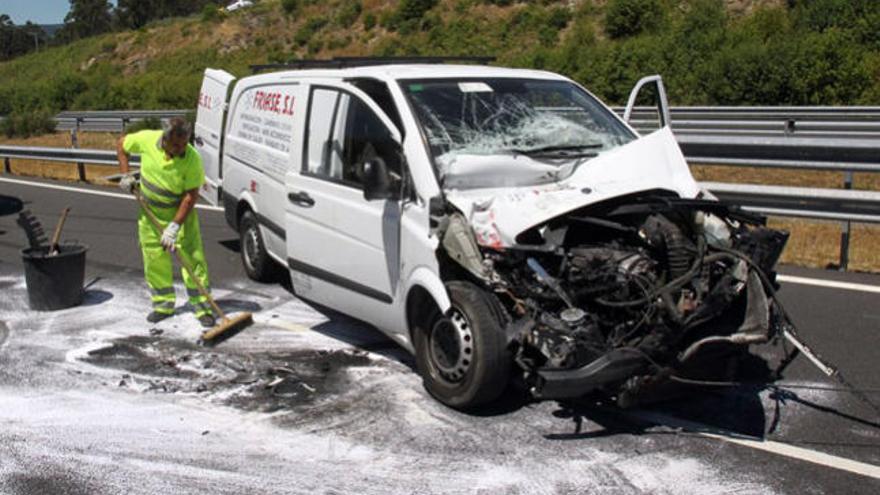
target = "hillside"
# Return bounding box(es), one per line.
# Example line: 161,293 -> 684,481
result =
0,0 -> 878,116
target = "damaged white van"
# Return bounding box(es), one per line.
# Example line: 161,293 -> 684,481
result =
195,59 -> 789,409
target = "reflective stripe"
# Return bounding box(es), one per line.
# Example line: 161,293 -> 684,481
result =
193,303 -> 213,317
150,287 -> 175,296
186,287 -> 209,298
142,194 -> 179,209
141,176 -> 181,200
153,301 -> 175,311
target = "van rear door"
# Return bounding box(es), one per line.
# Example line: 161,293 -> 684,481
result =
195,68 -> 236,205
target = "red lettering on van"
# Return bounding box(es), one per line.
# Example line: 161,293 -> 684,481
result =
252,90 -> 294,116
282,95 -> 295,116
198,92 -> 212,110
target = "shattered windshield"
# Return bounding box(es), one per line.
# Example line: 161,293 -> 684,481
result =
402,78 -> 636,182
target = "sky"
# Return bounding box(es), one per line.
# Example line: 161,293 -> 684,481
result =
1,0 -> 118,25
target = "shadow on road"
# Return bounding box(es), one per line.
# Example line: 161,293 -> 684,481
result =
81,289 -> 113,307
0,195 -> 24,217
218,238 -> 240,253
266,268 -> 414,366
215,298 -> 262,313
544,387 -> 769,441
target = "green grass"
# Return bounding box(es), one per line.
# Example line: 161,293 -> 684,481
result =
0,0 -> 877,118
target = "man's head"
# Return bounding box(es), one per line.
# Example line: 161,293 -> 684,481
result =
161,117 -> 192,158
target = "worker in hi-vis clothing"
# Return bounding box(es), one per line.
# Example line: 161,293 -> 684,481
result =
116,117 -> 215,328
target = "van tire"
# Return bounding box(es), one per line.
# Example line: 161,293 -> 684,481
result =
239,210 -> 274,282
414,281 -> 511,410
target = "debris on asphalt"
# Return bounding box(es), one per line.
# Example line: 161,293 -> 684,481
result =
78,336 -> 373,412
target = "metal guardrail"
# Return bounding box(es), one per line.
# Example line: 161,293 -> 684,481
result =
703,182 -> 880,223
614,106 -> 880,140
0,146 -> 139,181
677,134 -> 880,172
0,146 -> 132,166
53,110 -> 190,132
5,106 -> 879,136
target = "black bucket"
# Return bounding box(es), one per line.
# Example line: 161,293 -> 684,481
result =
21,244 -> 88,311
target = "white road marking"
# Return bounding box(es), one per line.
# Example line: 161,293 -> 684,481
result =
632,411 -> 880,480
0,176 -> 224,212
252,314 -> 311,332
777,274 -> 880,294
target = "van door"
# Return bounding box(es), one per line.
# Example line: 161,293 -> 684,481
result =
195,68 -> 236,205
285,81 -> 404,326
623,75 -> 671,133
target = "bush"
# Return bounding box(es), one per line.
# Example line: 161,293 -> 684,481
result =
397,0 -> 438,22
792,0 -> 861,32
124,116 -> 162,133
379,10 -> 400,31
547,7 -> 571,31
363,12 -> 376,30
605,0 -> 662,39
47,74 -> 88,111
281,0 -> 299,16
201,4 -> 223,23
294,17 -> 328,46
0,110 -> 56,138
336,1 -> 362,28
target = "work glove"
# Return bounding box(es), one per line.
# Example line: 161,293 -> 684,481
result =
118,173 -> 138,193
160,222 -> 180,252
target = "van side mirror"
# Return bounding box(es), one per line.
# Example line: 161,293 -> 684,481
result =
362,158 -> 397,201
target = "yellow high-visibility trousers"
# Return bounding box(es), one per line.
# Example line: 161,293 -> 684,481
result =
138,205 -> 212,318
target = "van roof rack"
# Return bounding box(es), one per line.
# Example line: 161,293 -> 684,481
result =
249,56 -> 495,74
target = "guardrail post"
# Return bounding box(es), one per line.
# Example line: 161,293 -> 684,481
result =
72,118 -> 86,182
839,171 -> 854,271
3,157 -> 10,174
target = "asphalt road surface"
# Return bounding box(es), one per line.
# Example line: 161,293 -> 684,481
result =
1,175 -> 879,494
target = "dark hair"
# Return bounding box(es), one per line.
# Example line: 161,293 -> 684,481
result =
163,117 -> 191,141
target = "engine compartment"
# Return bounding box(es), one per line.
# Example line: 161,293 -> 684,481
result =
439,192 -> 790,404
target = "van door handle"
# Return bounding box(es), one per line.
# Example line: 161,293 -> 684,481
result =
288,191 -> 315,207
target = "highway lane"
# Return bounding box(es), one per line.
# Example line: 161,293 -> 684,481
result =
1,175 -> 879,493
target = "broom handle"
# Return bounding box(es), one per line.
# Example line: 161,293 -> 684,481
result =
49,207 -> 71,253
134,190 -> 227,320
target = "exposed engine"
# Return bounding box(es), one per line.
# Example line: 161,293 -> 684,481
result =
441,193 -> 790,404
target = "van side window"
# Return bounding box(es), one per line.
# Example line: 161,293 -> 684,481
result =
305,86 -> 400,188
349,78 -> 403,136
338,95 -> 401,186
305,88 -> 341,179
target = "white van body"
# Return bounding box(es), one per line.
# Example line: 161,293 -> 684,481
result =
194,63 -> 787,409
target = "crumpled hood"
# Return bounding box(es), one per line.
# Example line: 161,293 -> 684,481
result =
443,127 -> 702,248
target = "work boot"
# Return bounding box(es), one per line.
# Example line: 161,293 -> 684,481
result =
198,314 -> 216,328
146,311 -> 173,323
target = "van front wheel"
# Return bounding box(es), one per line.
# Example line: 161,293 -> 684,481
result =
239,210 -> 274,282
414,281 -> 511,410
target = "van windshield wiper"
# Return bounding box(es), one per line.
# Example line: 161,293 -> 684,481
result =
509,143 -> 603,158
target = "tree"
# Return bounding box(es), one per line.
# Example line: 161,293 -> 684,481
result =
114,0 -> 217,29
115,0 -> 156,29
0,15 -> 48,61
58,0 -> 113,41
